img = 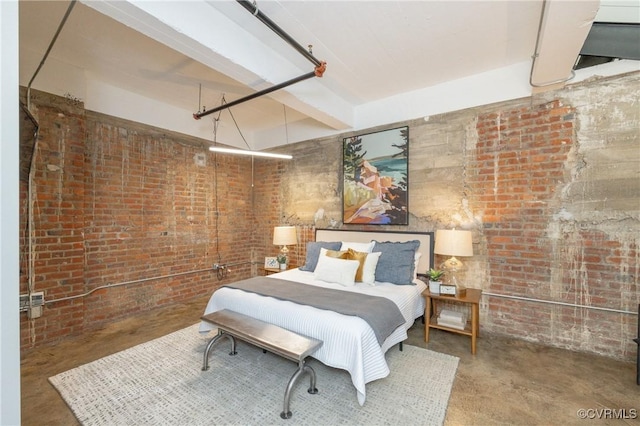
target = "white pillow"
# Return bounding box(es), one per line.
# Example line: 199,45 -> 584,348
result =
414,252 -> 423,280
361,251 -> 382,285
314,255 -> 360,287
340,241 -> 375,253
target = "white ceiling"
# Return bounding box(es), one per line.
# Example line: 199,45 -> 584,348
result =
19,0 -> 635,151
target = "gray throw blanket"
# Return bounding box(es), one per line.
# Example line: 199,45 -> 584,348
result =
224,277 -> 406,345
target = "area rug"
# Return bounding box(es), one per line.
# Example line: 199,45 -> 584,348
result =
49,324 -> 459,425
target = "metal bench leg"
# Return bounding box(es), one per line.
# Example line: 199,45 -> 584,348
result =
202,331 -> 237,371
280,358 -> 318,419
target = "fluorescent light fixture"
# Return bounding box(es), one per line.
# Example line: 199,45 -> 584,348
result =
209,146 -> 292,159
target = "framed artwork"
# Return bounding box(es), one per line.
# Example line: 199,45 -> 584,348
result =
264,257 -> 278,268
342,126 -> 409,225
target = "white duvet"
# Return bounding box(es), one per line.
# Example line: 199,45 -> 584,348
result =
199,268 -> 426,405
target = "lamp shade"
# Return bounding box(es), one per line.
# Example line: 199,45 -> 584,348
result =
273,226 -> 297,246
434,229 -> 473,257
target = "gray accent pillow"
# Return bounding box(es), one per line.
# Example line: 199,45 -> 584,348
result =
373,240 -> 420,285
299,241 -> 342,272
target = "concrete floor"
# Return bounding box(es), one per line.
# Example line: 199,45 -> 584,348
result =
21,296 -> 639,425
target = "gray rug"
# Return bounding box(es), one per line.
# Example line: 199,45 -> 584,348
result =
50,324 -> 459,425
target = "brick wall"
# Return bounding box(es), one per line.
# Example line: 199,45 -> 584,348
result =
19,93 -> 87,346
19,90 -> 257,350
251,142 -> 339,268
469,101 -> 574,305
467,99 -> 637,354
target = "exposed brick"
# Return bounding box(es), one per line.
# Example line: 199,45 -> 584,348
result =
19,91 -> 258,350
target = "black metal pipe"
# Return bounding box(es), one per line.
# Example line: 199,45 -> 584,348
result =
236,0 -> 322,67
194,70 -> 315,120
193,1 -> 327,120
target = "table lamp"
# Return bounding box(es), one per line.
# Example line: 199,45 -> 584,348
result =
434,229 -> 473,291
273,226 -> 297,263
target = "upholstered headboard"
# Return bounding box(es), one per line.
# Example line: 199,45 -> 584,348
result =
315,229 -> 434,275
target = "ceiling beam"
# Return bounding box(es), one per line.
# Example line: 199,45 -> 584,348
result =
81,0 -> 353,130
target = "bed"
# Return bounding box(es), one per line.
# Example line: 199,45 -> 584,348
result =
199,229 -> 434,405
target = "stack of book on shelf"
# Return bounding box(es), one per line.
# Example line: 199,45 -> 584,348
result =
437,309 -> 467,330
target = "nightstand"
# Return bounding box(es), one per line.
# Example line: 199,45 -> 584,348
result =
263,267 -> 284,276
422,288 -> 482,354
261,265 -> 296,276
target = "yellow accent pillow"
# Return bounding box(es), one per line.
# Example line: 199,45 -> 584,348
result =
324,248 -> 348,259
347,248 -> 368,282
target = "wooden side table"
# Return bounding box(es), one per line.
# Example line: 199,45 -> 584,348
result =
262,265 -> 296,276
263,267 -> 284,275
423,288 -> 482,355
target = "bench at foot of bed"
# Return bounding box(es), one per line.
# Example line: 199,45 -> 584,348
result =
201,309 -> 323,419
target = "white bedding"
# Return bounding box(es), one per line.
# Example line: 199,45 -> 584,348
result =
199,268 -> 426,405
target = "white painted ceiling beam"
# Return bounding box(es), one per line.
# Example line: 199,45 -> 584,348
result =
80,0 -> 353,131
